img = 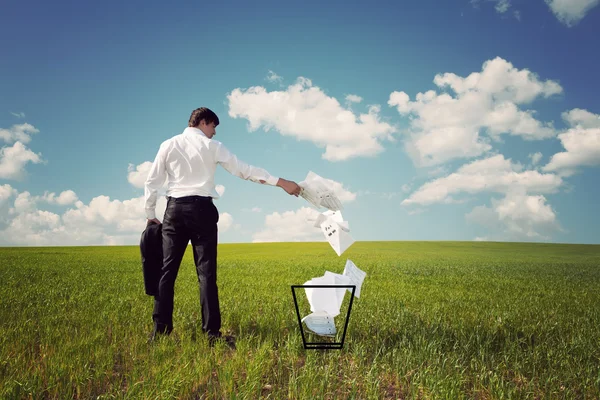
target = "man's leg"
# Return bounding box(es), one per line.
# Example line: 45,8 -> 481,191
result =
188,200 -> 221,337
153,200 -> 189,334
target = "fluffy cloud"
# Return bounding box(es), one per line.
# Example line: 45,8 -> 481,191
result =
0,183 -> 237,246
0,184 -> 165,246
41,190 -> 78,205
218,212 -> 233,232
388,57 -> 562,167
543,109 -> 600,176
561,108 -> 600,129
345,94 -> 363,104
466,192 -> 561,240
227,77 -> 396,161
0,123 -> 39,144
252,207 -> 323,242
127,161 -> 153,188
0,141 -> 44,180
402,154 -> 563,206
529,152 -> 543,165
545,0 -> 599,27
215,184 -> 225,197
62,195 -> 160,233
495,0 -> 511,13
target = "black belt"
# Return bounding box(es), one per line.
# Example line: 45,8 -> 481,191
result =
167,195 -> 213,203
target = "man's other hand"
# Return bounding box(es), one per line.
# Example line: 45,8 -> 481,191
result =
147,218 -> 161,226
277,178 -> 301,197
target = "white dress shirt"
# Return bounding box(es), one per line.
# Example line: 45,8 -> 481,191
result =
144,127 -> 279,219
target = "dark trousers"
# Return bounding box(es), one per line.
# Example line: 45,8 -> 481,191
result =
152,195 -> 221,336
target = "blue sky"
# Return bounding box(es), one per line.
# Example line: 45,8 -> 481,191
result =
1,0 -> 599,246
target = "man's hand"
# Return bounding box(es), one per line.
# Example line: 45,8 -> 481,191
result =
147,218 -> 161,226
277,178 -> 301,196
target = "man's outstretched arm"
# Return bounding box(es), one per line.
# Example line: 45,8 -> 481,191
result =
216,142 -> 300,196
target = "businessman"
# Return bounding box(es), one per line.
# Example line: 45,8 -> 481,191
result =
144,107 -> 301,347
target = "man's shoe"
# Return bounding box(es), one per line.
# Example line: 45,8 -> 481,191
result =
148,323 -> 172,343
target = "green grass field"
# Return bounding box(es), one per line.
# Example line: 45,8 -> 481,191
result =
1,241 -> 599,399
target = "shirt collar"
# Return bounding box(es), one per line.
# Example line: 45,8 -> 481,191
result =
184,127 -> 207,138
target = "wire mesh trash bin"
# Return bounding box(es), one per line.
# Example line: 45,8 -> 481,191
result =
291,284 -> 356,349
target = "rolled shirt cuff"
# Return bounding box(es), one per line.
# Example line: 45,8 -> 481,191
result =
265,175 -> 279,186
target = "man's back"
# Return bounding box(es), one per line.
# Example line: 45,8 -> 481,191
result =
158,128 -> 221,198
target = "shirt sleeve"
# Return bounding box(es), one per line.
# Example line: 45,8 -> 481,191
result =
215,142 -> 279,186
144,141 -> 169,219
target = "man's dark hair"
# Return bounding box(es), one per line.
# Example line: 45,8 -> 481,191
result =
188,107 -> 220,127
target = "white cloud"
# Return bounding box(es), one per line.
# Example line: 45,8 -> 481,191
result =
471,0 -> 521,20
0,123 -> 38,144
0,184 -> 17,205
0,184 -> 168,246
529,152 -> 543,165
41,190 -> 78,205
252,207 -> 323,242
389,57 -> 562,167
12,191 -> 37,214
266,70 -> 283,84
252,207 -> 262,213
345,94 -> 363,104
10,112 -> 26,118
227,77 -> 397,161
543,109 -> 600,176
0,184 -> 18,229
402,154 -> 563,206
127,161 -> 153,188
218,212 -> 233,232
466,192 -> 561,240
215,184 -> 225,197
561,108 -> 600,129
62,195 -> 163,233
495,0 -> 511,13
545,0 -> 599,26
0,141 -> 44,180
0,184 -> 240,246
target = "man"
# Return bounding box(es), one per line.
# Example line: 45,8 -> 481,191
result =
144,107 -> 301,347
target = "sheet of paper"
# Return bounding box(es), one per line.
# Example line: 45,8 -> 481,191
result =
324,271 -> 352,310
303,275 -> 341,316
343,259 -> 366,298
301,311 -> 336,337
299,171 -> 343,211
322,210 -> 350,231
312,213 -> 328,228
321,220 -> 355,256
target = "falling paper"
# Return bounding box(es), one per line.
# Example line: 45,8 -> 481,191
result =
301,260 -> 366,338
302,311 -> 336,337
317,210 -> 349,232
304,274 -> 341,317
320,214 -> 355,256
343,259 -> 366,298
324,271 -> 352,311
299,171 -> 343,211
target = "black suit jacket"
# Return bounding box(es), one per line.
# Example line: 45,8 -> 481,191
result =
140,223 -> 163,296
